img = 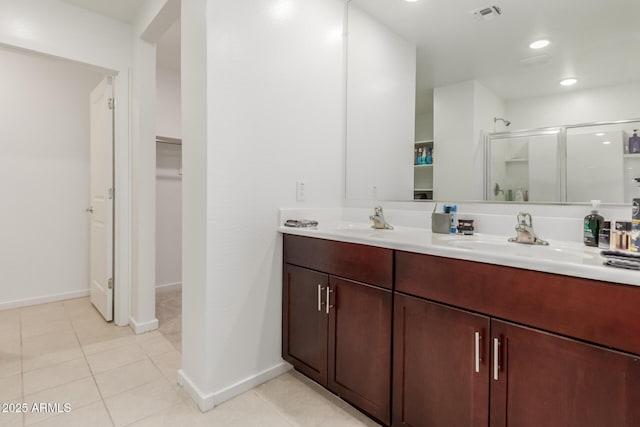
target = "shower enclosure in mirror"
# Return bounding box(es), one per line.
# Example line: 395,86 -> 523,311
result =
485,119 -> 640,203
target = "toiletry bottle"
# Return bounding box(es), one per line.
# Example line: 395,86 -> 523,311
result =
598,221 -> 611,249
629,129 -> 640,154
450,205 -> 457,234
417,148 -> 423,165
426,147 -> 433,165
583,200 -> 604,247
632,178 -> 640,252
421,148 -> 427,165
515,187 -> 524,202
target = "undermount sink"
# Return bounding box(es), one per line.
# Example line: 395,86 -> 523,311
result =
443,238 -> 595,263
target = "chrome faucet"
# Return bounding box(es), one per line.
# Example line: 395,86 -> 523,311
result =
508,212 -> 548,245
370,206 -> 394,230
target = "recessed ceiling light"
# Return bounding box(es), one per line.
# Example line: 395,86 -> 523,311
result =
529,39 -> 550,49
595,133 -> 605,136
602,141 -> 612,145
560,78 -> 578,86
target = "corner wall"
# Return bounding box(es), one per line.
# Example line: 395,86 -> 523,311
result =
180,0 -> 346,410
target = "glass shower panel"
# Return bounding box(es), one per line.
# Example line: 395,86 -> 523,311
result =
566,122 -> 639,203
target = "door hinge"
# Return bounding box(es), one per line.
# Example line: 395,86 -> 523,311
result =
108,278 -> 113,289
108,188 -> 114,199
108,98 -> 114,110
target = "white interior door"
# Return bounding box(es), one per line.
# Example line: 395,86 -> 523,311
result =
89,77 -> 114,321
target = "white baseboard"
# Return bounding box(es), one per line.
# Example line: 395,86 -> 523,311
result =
178,369 -> 215,412
129,316 -> 159,334
178,362 -> 292,412
155,282 -> 182,293
0,289 -> 90,311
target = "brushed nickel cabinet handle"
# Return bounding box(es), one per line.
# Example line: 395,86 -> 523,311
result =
317,285 -> 325,312
475,332 -> 481,373
493,338 -> 500,381
326,288 -> 334,314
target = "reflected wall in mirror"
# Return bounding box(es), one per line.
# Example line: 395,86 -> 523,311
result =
346,0 -> 640,203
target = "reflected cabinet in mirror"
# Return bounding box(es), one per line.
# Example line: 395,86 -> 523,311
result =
345,0 -> 640,203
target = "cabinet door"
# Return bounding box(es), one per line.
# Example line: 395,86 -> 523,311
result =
282,264 -> 328,385
328,276 -> 392,425
490,320 -> 640,427
392,294 -> 490,427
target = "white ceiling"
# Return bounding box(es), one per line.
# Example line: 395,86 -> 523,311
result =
351,0 -> 640,108
59,0 -> 146,23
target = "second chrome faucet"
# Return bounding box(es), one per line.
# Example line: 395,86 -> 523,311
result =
508,212 -> 548,245
370,206 -> 394,230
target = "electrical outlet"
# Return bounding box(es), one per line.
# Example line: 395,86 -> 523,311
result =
296,181 -> 306,201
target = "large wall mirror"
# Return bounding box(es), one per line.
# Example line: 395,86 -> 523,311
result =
345,0 -> 640,203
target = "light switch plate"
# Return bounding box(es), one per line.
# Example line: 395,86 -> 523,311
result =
296,181 -> 306,201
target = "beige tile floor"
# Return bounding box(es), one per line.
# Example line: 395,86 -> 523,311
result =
0,297 -> 380,426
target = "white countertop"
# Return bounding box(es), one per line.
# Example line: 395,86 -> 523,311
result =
279,222 -> 640,288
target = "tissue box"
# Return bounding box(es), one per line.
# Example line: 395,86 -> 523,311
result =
432,212 -> 452,234
632,199 -> 640,252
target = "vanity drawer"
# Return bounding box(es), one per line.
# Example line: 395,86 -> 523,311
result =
284,235 -> 393,289
395,251 -> 640,356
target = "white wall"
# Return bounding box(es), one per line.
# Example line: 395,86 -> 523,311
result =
473,82 -> 505,199
0,47 -> 103,308
180,0 -> 346,410
434,80 -> 504,201
346,3 -> 416,201
415,112 -> 434,142
506,81 -> 640,129
157,66 -> 182,138
156,65 -> 182,289
0,0 -> 132,324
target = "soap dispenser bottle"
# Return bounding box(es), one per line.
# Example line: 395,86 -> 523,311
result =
629,129 -> 640,154
584,200 -> 604,247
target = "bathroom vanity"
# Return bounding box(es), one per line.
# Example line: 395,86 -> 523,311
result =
281,226 -> 640,427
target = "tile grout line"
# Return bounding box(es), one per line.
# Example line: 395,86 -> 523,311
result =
251,388 -> 300,427
67,304 -> 117,427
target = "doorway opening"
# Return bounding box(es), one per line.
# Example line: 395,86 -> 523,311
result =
0,46 -> 116,320
154,18 -> 182,351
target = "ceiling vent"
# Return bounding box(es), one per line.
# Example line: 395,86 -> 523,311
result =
471,4 -> 502,21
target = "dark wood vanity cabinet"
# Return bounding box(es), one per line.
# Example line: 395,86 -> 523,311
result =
394,251 -> 640,427
392,294 -> 490,426
282,235 -> 393,425
282,264 -> 328,385
490,320 -> 640,427
282,235 -> 640,427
